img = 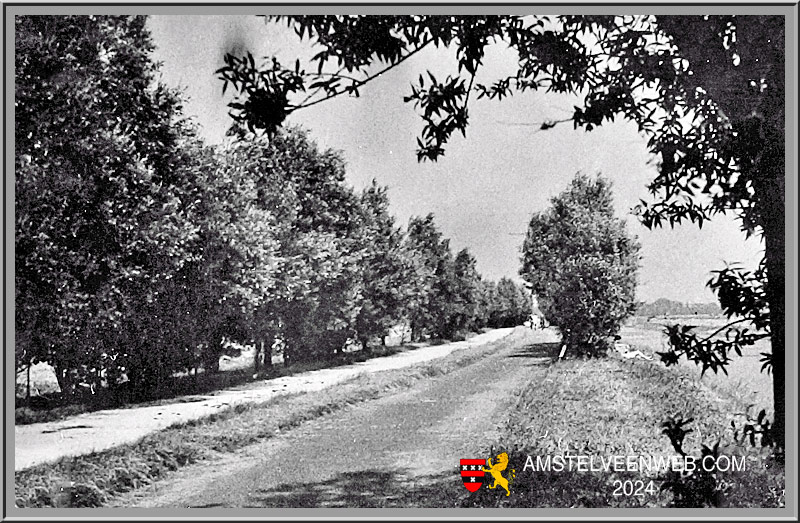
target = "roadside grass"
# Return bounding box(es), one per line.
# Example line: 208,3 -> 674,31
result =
15,328 -> 522,508
14,340 -> 422,426
465,347 -> 784,508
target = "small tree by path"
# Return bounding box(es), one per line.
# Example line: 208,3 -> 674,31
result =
521,173 -> 641,357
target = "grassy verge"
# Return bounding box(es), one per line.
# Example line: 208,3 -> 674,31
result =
464,350 -> 784,508
15,329 -> 519,508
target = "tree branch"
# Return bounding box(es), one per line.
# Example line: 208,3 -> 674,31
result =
297,66 -> 348,107
307,70 -> 363,83
292,38 -> 433,111
494,117 -> 573,133
696,317 -> 761,345
464,71 -> 476,109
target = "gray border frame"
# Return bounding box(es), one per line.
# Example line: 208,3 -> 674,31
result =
4,2 -> 798,520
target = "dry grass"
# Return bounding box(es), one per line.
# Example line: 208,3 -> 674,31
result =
464,320 -> 783,508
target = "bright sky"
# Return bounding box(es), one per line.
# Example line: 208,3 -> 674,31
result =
146,15 -> 764,304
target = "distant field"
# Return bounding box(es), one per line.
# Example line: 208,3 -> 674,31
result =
621,315 -> 773,412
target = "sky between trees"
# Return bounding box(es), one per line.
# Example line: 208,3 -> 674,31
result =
145,14 -> 765,304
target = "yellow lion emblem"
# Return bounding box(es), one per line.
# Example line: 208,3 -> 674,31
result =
483,452 -> 516,496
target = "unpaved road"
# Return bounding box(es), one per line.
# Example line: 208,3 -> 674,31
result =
15,328 -> 514,471
115,327 -> 560,508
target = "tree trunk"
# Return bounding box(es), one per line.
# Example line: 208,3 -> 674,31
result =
758,152 -> 785,452
283,342 -> 293,368
752,24 -> 785,451
253,341 -> 261,374
263,339 -> 273,370
54,362 -> 73,399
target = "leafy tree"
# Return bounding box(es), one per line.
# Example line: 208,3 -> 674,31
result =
354,181 -> 418,349
237,128 -> 365,364
16,16 -> 284,401
450,248 -> 483,334
185,140 -> 284,376
490,277 -> 533,329
15,15 -> 200,397
404,214 -> 457,340
521,173 -> 641,356
475,279 -> 498,330
217,14 -> 787,449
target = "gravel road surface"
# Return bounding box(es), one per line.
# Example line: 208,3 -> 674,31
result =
114,327 -> 559,508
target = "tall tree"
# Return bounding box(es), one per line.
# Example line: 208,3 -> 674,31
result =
404,214 -> 456,340
475,279 -> 498,329
451,248 -> 482,334
244,127 -> 365,364
521,173 -> 641,356
355,181 -> 417,349
494,277 -> 533,329
185,139 -> 283,376
216,14 -> 787,450
15,15 -> 200,396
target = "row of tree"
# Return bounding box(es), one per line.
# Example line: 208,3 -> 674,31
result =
15,15 -> 532,403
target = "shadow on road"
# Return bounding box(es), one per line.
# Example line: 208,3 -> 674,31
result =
506,342 -> 560,363
204,468 -> 467,508
188,465 -> 624,509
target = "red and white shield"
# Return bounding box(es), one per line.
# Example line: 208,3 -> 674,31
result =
460,458 -> 486,492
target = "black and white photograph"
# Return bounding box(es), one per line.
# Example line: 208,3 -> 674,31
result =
7,4 -> 795,516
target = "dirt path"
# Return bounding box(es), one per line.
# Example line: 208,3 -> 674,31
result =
15,329 -> 514,471
114,328 -> 560,508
